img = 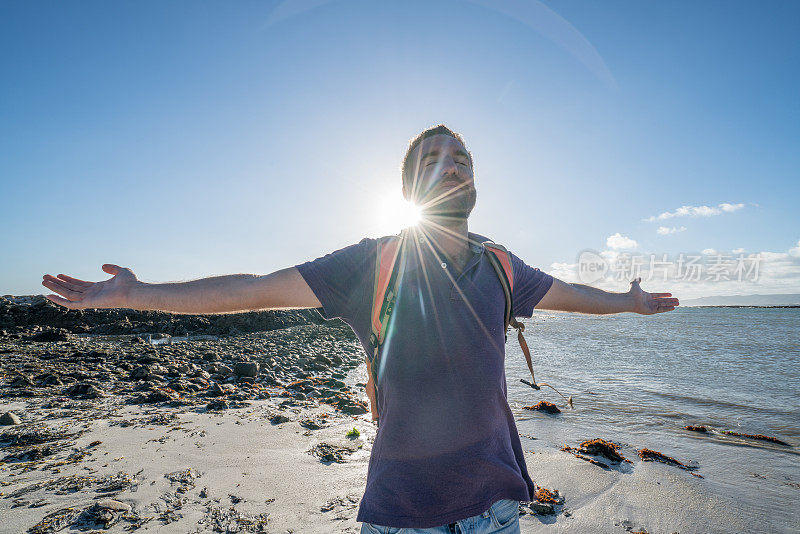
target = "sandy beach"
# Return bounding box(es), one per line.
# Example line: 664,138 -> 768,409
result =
1,296 -> 796,533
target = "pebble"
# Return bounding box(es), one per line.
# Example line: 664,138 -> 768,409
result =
0,411 -> 22,425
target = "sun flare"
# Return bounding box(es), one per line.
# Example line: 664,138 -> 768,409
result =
375,190 -> 422,235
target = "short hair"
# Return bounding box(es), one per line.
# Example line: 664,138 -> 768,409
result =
401,124 -> 473,199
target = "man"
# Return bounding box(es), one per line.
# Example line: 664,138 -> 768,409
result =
43,125 -> 678,533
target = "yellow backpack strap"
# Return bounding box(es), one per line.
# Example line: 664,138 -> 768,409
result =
484,241 -> 538,387
365,234 -> 404,422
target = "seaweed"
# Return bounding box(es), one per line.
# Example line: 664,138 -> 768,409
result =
577,438 -> 630,463
637,448 -> 703,478
534,487 -> 564,504
720,431 -> 789,446
684,425 -> 707,432
523,401 -> 561,414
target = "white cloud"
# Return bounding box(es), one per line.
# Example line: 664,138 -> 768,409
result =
541,236 -> 800,303
732,247 -> 746,254
657,226 -> 687,235
719,203 -> 744,213
606,233 -> 638,250
546,240 -> 800,299
644,203 -> 745,222
549,261 -> 580,282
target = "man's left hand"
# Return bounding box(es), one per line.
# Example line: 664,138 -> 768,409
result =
629,278 -> 679,314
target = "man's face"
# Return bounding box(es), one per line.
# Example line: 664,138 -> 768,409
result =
404,134 -> 477,220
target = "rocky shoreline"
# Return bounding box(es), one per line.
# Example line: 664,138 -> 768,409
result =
1,296 -> 375,533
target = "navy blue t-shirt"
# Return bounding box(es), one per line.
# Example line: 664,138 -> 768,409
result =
295,231 -> 553,528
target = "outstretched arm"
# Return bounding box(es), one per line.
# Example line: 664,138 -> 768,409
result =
42,264 -> 321,314
536,277 -> 679,315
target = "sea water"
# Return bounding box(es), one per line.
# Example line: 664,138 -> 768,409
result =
508,307 -> 800,530
347,307 -> 800,529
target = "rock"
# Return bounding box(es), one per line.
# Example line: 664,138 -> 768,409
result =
309,441 -> 361,463
129,365 -> 151,380
167,379 -> 188,392
0,411 -> 22,425
137,354 -> 159,364
192,369 -> 211,380
213,364 -> 233,377
207,382 -> 225,397
207,400 -> 229,411
30,328 -> 72,342
327,393 -> 368,415
140,388 -> 180,403
270,414 -> 291,424
11,375 -> 34,387
94,499 -> 131,512
66,382 -> 106,398
299,417 -> 326,430
234,361 -> 259,377
524,501 -> 555,515
38,374 -> 63,387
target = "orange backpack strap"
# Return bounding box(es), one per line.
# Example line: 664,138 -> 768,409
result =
484,241 -> 538,387
365,234 -> 405,422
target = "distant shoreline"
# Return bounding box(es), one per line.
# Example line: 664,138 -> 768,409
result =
682,305 -> 800,309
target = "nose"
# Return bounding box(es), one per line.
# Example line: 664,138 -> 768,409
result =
439,155 -> 458,177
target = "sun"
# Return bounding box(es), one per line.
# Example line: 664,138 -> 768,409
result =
375,190 -> 422,235
397,199 -> 422,227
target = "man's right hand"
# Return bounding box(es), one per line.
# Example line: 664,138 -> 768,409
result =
42,264 -> 138,310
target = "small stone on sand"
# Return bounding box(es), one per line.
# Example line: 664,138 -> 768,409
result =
0,411 -> 22,425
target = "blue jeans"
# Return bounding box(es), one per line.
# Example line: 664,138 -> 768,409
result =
360,498 -> 520,533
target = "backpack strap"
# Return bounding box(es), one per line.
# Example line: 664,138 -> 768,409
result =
483,242 -> 514,333
365,234 -> 405,422
483,241 -> 538,387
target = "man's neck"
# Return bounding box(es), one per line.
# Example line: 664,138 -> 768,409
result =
420,217 -> 472,270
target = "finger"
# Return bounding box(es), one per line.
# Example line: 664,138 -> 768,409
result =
56,274 -> 93,288
42,279 -> 83,301
654,298 -> 680,306
650,293 -> 672,298
630,277 -> 642,285
655,306 -> 676,313
44,275 -> 87,294
45,294 -> 85,310
102,264 -> 122,276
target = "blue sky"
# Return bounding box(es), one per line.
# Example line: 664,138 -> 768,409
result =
2,0 -> 798,298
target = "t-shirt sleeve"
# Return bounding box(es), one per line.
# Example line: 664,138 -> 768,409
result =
294,238 -> 376,323
509,252 -> 554,318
